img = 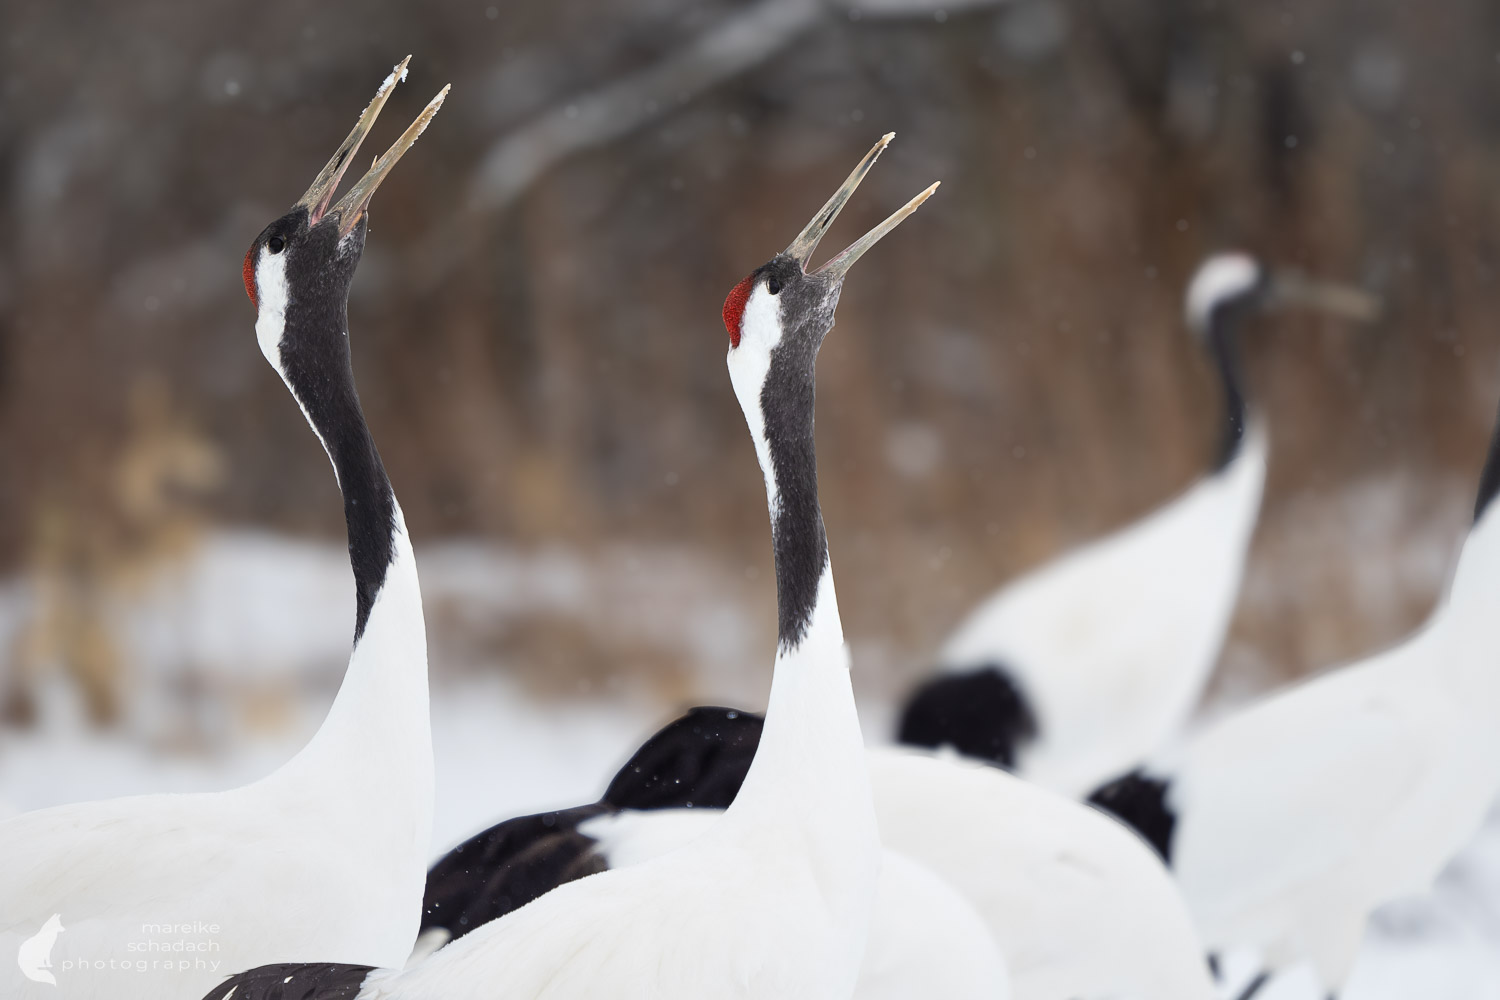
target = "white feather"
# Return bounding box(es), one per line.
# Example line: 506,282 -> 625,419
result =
579,808 -> 1010,1000
253,247 -> 290,369
1153,487 -> 1500,990
553,745 -> 1213,1000
0,525 -> 432,1000
866,747 -> 1214,1000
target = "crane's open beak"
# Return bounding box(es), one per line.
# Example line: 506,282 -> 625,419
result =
327,83 -> 450,239
296,56 -> 412,227
294,55 -> 450,239
1268,272 -> 1382,322
785,133 -> 940,279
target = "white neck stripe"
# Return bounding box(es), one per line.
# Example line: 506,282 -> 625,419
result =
253,246 -> 339,483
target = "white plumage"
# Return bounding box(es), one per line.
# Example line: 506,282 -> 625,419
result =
576,807 -> 1010,1000
0,410 -> 432,1000
540,741 -> 1215,1000
865,747 -> 1215,1000
1139,493 -> 1500,993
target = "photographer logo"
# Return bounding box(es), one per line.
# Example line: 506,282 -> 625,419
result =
17,914 -> 65,985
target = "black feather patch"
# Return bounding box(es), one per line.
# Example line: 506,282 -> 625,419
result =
200,962 -> 372,1000
421,706 -> 768,945
896,665 -> 1038,769
1087,768 -> 1178,864
421,803 -> 611,942
603,706 -> 763,810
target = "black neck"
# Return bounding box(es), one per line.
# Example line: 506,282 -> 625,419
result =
760,346 -> 828,650
1474,394 -> 1500,523
1206,305 -> 1250,472
278,299 -> 397,643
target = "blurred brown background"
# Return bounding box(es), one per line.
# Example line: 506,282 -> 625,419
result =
2,0 -> 1499,732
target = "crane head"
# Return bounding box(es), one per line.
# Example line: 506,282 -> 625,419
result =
240,57 -> 447,378
1185,251 -> 1380,338
722,134 -> 938,431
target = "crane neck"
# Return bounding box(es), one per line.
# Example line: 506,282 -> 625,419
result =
719,344 -> 877,931
763,362 -> 831,650
1204,304 -> 1251,473
271,293 -> 399,639
258,290 -> 432,853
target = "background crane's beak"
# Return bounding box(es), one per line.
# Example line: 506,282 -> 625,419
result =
327,83 -> 451,239
296,56 -> 412,227
1268,271 -> 1383,322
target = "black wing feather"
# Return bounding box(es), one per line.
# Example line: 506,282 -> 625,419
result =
420,706 -> 766,946
201,962 -> 372,1000
421,803 -> 611,941
602,706 -> 763,811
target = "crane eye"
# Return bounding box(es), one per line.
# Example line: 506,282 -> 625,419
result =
767,275 -> 782,295
268,236 -> 286,254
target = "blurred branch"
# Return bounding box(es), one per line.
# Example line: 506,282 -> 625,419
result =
465,0 -> 824,216
416,0 -> 1013,288
834,0 -> 1008,16
1072,0 -> 1170,126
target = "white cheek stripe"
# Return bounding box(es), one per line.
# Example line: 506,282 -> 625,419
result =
727,285 -> 783,516
253,248 -> 339,484
253,247 -> 289,369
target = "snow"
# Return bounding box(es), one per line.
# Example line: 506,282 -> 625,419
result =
1346,804 -> 1500,999
380,56 -> 411,96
